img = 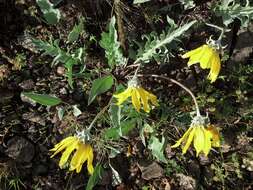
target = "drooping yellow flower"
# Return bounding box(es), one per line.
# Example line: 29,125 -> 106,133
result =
171,116 -> 220,156
114,86 -> 159,112
114,77 -> 159,113
182,44 -> 221,83
50,136 -> 94,174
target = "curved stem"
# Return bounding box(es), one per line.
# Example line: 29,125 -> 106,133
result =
137,74 -> 201,116
205,23 -> 224,42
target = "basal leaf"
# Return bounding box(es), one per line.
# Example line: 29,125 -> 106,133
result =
88,75 -> 114,105
86,164 -> 104,190
136,20 -> 196,63
22,92 -> 62,106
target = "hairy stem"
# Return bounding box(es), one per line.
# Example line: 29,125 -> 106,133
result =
138,74 -> 201,116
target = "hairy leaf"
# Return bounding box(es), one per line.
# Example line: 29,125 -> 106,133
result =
22,92 -> 62,106
99,16 -> 126,69
36,0 -> 61,25
88,75 -> 114,105
136,20 -> 196,63
148,135 -> 167,163
214,0 -> 253,27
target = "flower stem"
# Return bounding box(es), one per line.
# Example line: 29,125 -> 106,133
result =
87,97 -> 113,131
138,74 -> 201,116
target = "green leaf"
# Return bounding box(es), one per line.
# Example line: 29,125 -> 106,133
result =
214,0 -> 253,27
133,0 -> 151,4
99,16 -> 126,69
104,120 -> 136,140
88,75 -> 114,105
22,92 -> 62,106
68,17 -> 84,43
86,164 -> 104,190
36,0 -> 61,25
148,135 -> 167,163
136,20 -> 196,63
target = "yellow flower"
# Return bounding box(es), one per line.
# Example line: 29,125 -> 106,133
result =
182,44 -> 221,83
114,86 -> 159,113
50,136 -> 94,174
171,124 -> 220,156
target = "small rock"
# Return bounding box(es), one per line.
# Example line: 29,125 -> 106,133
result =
174,173 -> 196,190
138,161 -> 164,180
19,79 -> 35,90
5,136 -> 35,163
56,66 -> 65,75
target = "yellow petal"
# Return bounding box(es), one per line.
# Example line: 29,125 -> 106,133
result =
50,136 -> 77,158
171,126 -> 193,148
114,87 -> 133,105
182,45 -> 205,59
70,142 -> 88,173
131,89 -> 141,112
59,140 -> 78,168
199,47 -> 214,69
193,126 -> 205,156
137,88 -> 150,113
208,53 -> 221,83
182,127 -> 196,154
86,145 -> 94,174
203,129 -> 212,156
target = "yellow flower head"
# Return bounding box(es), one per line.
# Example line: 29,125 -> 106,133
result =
50,135 -> 94,174
114,77 -> 159,112
182,44 -> 221,83
171,115 -> 220,156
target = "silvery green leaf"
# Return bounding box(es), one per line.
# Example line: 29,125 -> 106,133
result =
214,0 -> 253,27
99,16 -> 127,69
136,20 -> 196,63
